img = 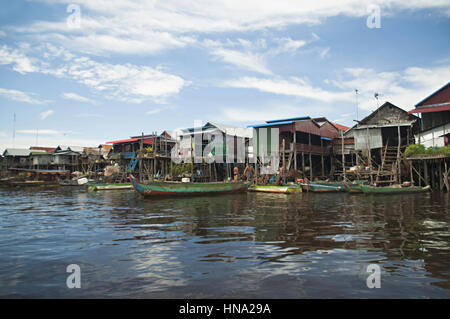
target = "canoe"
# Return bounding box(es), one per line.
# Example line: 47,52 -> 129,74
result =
345,180 -> 369,193
248,185 -> 302,194
345,183 -> 363,193
301,182 -> 344,193
130,174 -> 248,197
88,183 -> 133,191
313,182 -> 346,191
360,185 -> 431,194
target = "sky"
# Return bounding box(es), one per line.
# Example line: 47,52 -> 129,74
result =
0,0 -> 449,152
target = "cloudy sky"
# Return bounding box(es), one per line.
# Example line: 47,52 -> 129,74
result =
0,0 -> 449,151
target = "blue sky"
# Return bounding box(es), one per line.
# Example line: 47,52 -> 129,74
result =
0,0 -> 449,152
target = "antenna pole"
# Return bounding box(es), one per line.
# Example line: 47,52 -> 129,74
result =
12,113 -> 16,148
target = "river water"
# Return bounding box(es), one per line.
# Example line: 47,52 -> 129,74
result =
0,187 -> 449,298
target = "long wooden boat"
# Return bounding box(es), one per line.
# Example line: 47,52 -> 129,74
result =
301,182 -> 344,193
360,185 -> 431,194
345,183 -> 363,193
88,183 -> 133,191
130,175 -> 248,197
345,180 -> 369,193
248,185 -> 302,194
312,182 -> 346,191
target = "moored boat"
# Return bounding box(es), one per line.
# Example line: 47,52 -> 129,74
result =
88,183 -> 133,191
248,185 -> 302,194
360,185 -> 431,194
344,180 -> 369,193
301,182 -> 344,193
130,175 -> 248,197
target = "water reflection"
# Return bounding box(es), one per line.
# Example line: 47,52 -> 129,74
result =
0,187 -> 449,298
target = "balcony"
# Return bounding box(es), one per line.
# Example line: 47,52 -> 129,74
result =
294,143 -> 331,155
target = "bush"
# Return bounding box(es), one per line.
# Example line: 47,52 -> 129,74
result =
405,144 -> 450,156
171,163 -> 192,176
405,144 -> 426,156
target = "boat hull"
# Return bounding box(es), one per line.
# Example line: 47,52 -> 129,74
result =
88,183 -> 133,191
360,185 -> 431,194
130,175 -> 248,197
248,185 -> 302,194
301,182 -> 344,192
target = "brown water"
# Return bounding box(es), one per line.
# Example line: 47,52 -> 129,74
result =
0,187 -> 449,298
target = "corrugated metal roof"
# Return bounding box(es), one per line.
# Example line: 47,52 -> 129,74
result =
266,116 -> 310,123
247,121 -> 294,128
408,103 -> 450,114
2,149 -> 46,156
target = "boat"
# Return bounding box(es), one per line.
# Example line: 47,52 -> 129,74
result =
248,184 -> 302,194
360,185 -> 431,194
345,180 -> 369,193
130,174 -> 248,197
312,181 -> 346,191
88,183 -> 133,191
345,183 -> 363,193
300,182 -> 345,193
59,177 -> 89,186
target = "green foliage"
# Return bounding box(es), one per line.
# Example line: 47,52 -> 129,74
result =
405,144 -> 450,156
405,144 -> 426,156
137,147 -> 153,155
171,163 -> 192,176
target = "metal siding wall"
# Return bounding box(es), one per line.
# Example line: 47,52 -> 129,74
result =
354,128 -> 382,150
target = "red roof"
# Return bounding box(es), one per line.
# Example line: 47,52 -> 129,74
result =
408,103 -> 450,114
332,123 -> 350,132
106,138 -> 153,144
415,82 -> 450,107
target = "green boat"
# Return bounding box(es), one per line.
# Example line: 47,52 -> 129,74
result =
360,185 -> 431,194
248,184 -> 302,194
88,183 -> 133,191
345,180 -> 369,193
301,182 -> 344,193
130,175 -> 248,197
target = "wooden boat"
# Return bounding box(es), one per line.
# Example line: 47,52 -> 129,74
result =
345,180 -> 369,193
130,174 -> 248,197
88,183 -> 133,191
248,185 -> 302,194
10,180 -> 47,187
301,182 -> 344,193
312,182 -> 346,191
360,185 -> 431,194
345,183 -> 363,193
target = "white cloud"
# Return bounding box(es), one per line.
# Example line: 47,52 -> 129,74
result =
62,92 -> 96,104
332,65 -> 450,111
0,45 -> 37,74
0,88 -> 49,104
219,103 -> 334,123
269,38 -> 307,56
319,47 -> 330,59
16,129 -> 75,135
223,76 -> 354,102
10,1 -> 450,56
209,47 -> 271,74
1,44 -> 189,103
202,36 -> 306,74
40,109 -> 54,120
